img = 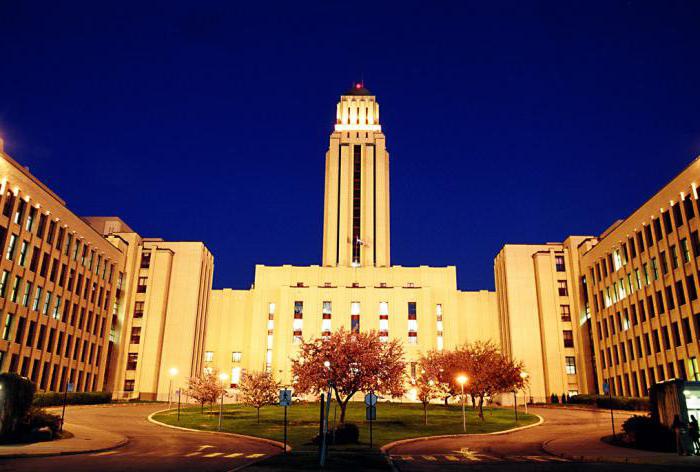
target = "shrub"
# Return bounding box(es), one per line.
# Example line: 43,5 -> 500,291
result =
622,415 -> 674,452
22,408 -> 62,439
312,422 -> 361,445
561,393 -> 567,404
32,391 -> 112,407
333,422 -> 360,444
569,394 -> 649,411
550,393 -> 559,404
0,373 -> 36,442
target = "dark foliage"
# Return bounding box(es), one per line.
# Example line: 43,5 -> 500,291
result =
312,422 -> 361,445
0,373 -> 36,442
33,391 -> 112,407
622,415 -> 674,452
569,394 -> 650,411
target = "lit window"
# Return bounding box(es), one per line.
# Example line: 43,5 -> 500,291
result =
232,351 -> 242,362
351,301 -> 360,333
555,255 -> 566,272
565,357 -> 576,374
204,351 -> 214,362
557,280 -> 568,296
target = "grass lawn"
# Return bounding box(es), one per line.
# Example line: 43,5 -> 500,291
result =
153,401 -> 538,452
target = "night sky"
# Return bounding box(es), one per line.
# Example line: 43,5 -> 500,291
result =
2,1 -> 700,290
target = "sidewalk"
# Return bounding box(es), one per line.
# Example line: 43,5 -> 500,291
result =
543,433 -> 700,467
0,422 -> 128,458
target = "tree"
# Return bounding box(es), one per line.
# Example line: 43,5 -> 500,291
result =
292,328 -> 406,423
187,370 -> 226,413
439,341 -> 525,420
239,371 -> 279,423
415,350 -> 450,425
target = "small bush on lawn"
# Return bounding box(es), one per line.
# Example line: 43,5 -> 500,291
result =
550,393 -> 559,404
33,391 -> 112,407
20,408 -> 62,440
312,422 -> 360,445
622,415 -> 674,452
569,394 -> 649,411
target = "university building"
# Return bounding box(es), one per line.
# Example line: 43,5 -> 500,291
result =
1,85 -> 699,404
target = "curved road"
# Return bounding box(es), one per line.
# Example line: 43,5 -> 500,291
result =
387,407 -> 669,471
0,404 -> 281,472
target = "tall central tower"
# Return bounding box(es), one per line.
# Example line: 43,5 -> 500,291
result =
322,84 -> 390,267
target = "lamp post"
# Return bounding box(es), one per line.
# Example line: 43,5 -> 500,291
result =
456,375 -> 468,433
168,367 -> 178,408
519,371 -> 529,414
218,372 -> 228,431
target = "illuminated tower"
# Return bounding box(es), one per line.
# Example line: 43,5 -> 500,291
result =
322,83 -> 390,267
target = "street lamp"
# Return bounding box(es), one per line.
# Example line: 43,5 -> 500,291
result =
456,374 -> 468,433
519,371 -> 529,414
168,367 -> 178,408
218,372 -> 229,431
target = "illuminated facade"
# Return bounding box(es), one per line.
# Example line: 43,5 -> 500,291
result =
203,85 -> 502,397
580,158 -> 700,396
86,217 -> 214,401
0,140 -> 122,393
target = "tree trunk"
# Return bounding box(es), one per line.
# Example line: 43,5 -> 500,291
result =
257,407 -> 260,424
471,395 -> 476,410
201,401 -> 204,414
339,399 -> 349,424
478,396 -> 485,421
423,403 -> 428,425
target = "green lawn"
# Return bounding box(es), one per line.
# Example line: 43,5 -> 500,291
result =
153,401 -> 538,452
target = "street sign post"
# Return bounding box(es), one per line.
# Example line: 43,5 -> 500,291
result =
60,382 -> 74,432
603,381 -> 615,438
176,389 -> 182,421
365,391 -> 377,448
279,389 -> 292,453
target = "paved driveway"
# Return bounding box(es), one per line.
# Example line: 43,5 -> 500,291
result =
0,403 -> 281,472
386,407 -> 671,471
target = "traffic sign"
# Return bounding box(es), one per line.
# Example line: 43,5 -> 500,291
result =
67,382 -> 74,393
603,381 -> 610,395
279,389 -> 292,406
364,392 -> 377,406
366,405 -> 376,420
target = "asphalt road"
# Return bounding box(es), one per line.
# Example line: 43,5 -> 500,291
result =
0,403 -> 281,472
386,407 -> 669,472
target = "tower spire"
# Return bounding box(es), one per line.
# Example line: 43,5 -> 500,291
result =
322,86 -> 390,268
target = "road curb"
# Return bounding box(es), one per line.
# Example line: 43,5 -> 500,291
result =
380,414 -> 544,454
541,438 -> 700,468
147,408 -> 292,453
0,434 -> 129,459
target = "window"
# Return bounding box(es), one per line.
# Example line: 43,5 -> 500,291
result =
2,313 -> 13,341
660,251 -> 668,275
555,255 -> 565,272
671,245 -> 679,269
563,330 -> 574,348
134,301 -> 144,318
688,275 -> 698,301
126,348 -> 139,370
140,251 -> 151,269
653,217 -> 663,241
25,206 -> 36,232
681,238 -> 691,263
5,234 -> 17,260
0,270 -> 8,298
557,280 -> 568,296
560,305 -> 571,322
662,209 -> 673,234
232,351 -> 242,362
137,277 -> 147,293
565,356 -> 576,374
676,280 -> 686,306
293,301 -> 303,343
9,276 -> 20,303
651,258 -> 659,280
408,301 -> 417,344
350,301 -> 360,333
204,351 -> 214,362
673,202 -> 684,227
378,301 -> 389,341
124,380 -> 135,392
684,194 -> 696,221
130,327 -> 141,344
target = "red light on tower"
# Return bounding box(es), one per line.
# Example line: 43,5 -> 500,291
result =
355,82 -> 362,89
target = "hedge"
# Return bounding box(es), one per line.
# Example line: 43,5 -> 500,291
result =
32,391 -> 112,407
568,394 -> 649,411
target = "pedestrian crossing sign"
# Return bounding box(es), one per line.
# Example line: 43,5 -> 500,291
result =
279,389 -> 292,406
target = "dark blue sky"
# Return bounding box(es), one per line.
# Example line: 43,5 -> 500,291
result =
2,1 -> 700,290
